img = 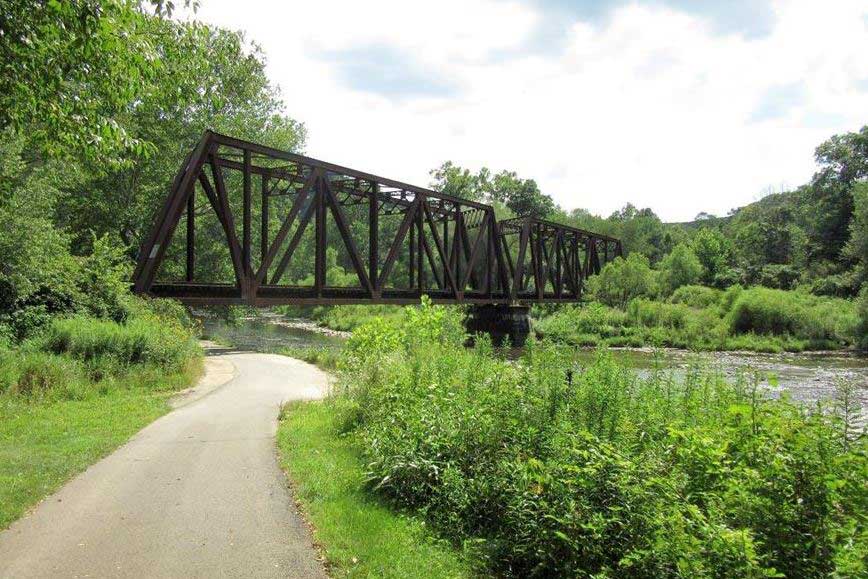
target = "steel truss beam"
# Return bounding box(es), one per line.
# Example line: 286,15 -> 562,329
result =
133,131 -> 621,306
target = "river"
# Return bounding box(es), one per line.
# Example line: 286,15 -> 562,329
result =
201,314 -> 868,412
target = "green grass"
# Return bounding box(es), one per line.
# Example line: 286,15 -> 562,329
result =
277,347 -> 342,371
277,400 -> 473,578
0,362 -> 199,528
535,286 -> 861,352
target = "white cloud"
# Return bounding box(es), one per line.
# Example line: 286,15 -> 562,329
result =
182,0 -> 868,221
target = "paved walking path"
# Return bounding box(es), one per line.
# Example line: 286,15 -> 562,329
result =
0,347 -> 329,578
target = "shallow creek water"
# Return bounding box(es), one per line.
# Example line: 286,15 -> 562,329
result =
201,313 -> 868,412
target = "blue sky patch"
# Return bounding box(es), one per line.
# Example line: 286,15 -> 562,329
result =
749,82 -> 806,122
520,0 -> 776,55
319,44 -> 458,100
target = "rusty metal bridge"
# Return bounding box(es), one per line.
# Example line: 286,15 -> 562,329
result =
133,131 -> 621,306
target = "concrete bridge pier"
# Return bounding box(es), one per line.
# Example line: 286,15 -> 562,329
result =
465,304 -> 531,347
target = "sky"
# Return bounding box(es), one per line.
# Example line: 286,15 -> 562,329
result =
181,0 -> 868,222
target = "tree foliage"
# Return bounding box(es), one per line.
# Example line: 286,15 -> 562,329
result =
659,243 -> 703,295
589,253 -> 656,309
0,2 -> 305,340
0,1 -> 196,161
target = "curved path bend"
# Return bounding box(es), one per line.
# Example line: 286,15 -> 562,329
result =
0,348 -> 329,579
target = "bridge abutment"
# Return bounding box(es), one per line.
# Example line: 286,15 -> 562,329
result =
465,304 -> 531,347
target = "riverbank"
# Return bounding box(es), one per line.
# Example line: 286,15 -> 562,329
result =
328,298 -> 867,577
535,286 -> 866,353
204,308 -> 868,413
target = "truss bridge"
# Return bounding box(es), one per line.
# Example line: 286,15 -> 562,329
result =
133,131 -> 621,307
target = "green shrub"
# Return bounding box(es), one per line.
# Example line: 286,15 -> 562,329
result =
659,243 -> 703,295
337,305 -> 867,577
535,303 -> 626,343
628,299 -> 691,330
39,313 -> 197,371
0,324 -> 11,350
758,264 -> 800,290
726,287 -> 858,343
718,284 -> 744,315
0,350 -> 89,398
588,253 -> 656,309
857,285 -> 868,350
727,287 -> 802,336
669,285 -> 722,308
310,304 -> 404,332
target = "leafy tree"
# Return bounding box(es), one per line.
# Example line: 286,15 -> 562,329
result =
659,243 -> 702,295
429,163 -> 558,219
609,204 -> 682,263
814,125 -> 868,187
55,16 -> 306,255
0,0 -> 195,162
801,126 -> 867,264
428,161 -> 486,201
486,170 -> 556,218
691,227 -> 733,286
844,182 -> 868,285
0,132 -> 81,337
589,253 -> 655,309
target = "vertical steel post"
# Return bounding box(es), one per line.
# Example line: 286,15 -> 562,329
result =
454,206 -> 462,294
315,174 -> 326,296
242,149 -> 252,296
536,223 -> 544,300
417,203 -> 425,290
408,210 -> 416,289
261,173 -> 269,268
555,230 -> 562,297
185,187 -> 194,282
369,184 -> 378,297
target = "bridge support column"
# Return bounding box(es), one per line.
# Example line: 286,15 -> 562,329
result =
465,304 -> 531,347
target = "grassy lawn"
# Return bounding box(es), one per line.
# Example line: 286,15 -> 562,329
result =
0,364 -> 199,529
277,400 -> 473,579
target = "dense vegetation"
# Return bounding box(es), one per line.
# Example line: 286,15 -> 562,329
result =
0,0 -> 304,527
537,284 -> 861,352
323,299 -> 866,578
277,400 -> 474,578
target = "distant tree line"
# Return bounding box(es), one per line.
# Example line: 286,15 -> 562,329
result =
430,126 -> 868,298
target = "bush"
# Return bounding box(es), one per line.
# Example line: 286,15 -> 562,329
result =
0,351 -> 87,398
660,243 -> 703,295
337,305 -> 867,577
669,285 -> 722,308
659,243 -> 702,295
758,264 -> 800,290
858,285 -> 868,350
718,284 -> 743,315
589,253 -> 655,309
535,303 -> 627,343
40,314 -> 197,371
727,287 -> 801,336
726,287 -> 858,343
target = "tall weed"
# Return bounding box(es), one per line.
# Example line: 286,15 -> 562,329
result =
337,301 -> 867,577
